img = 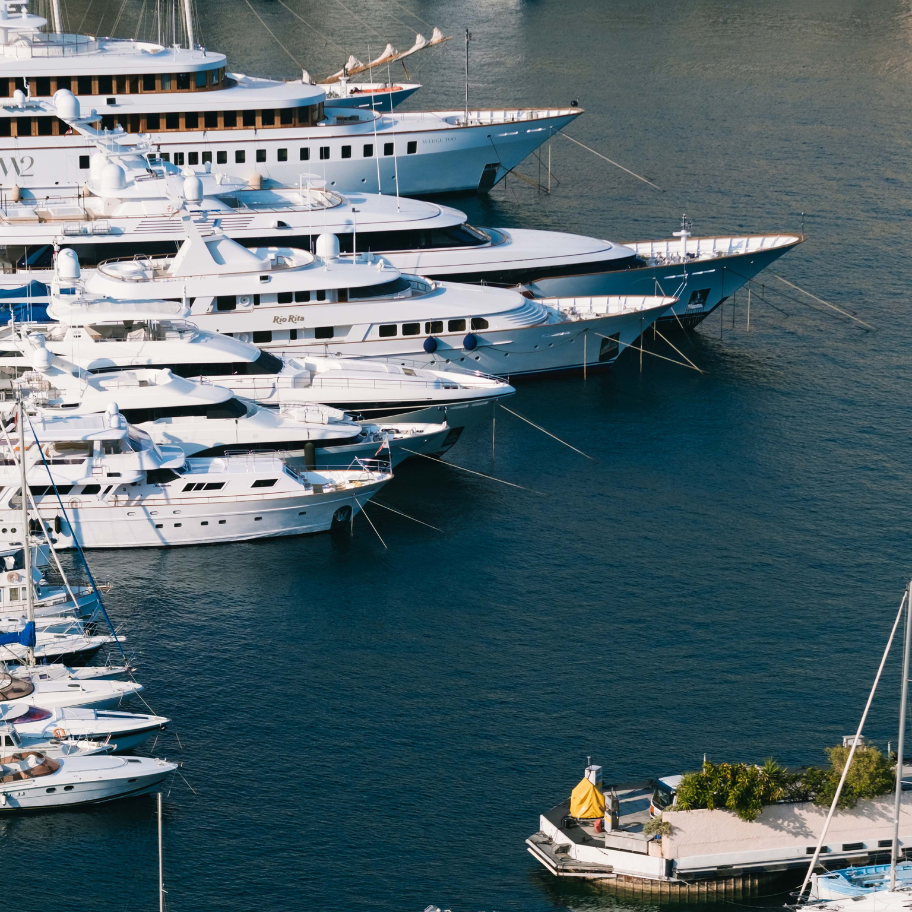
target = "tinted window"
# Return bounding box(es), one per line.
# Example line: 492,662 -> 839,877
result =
348,277 -> 412,300
402,323 -> 420,336
378,325 -> 396,337
448,319 -> 466,332
314,327 -> 333,339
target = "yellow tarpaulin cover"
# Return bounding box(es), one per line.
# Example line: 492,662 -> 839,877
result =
569,777 -> 605,818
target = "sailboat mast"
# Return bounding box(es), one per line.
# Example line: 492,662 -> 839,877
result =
890,578 -> 912,890
181,0 -> 195,50
17,396 -> 34,668
158,791 -> 165,912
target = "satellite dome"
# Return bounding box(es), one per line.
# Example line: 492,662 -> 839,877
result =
315,233 -> 340,260
31,333 -> 50,371
53,88 -> 79,120
183,175 -> 203,203
12,89 -> 25,107
100,162 -> 126,192
56,248 -> 81,281
89,152 -> 107,181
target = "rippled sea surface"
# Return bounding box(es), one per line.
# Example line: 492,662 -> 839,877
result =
8,0 -> 912,910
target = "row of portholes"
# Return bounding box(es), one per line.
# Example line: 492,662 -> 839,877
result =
0,528 -> 17,534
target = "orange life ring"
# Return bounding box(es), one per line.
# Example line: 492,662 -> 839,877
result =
52,728 -> 66,740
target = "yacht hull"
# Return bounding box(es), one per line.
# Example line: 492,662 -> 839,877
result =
525,236 -> 805,329
273,306 -> 671,377
8,480 -> 389,548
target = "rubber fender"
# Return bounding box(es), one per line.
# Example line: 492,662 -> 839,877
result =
463,333 -> 477,351
423,336 -> 438,353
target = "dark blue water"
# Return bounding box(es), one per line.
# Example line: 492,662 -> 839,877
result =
8,1 -> 912,909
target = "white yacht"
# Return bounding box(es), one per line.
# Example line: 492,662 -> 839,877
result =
15,342 -> 455,465
0,667 -> 143,711
526,218 -> 806,329
0,1 -> 579,195
0,748 -> 175,810
0,702 -> 169,753
0,98 -> 632,300
0,720 -> 108,757
0,408 -> 392,548
64,217 -> 675,376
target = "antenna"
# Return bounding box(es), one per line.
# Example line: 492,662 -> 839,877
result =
17,394 -> 34,668
158,791 -> 166,912
464,29 -> 471,123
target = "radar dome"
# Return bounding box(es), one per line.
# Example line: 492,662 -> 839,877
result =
53,88 -> 79,120
315,233 -> 340,259
31,333 -> 50,372
12,89 -> 25,107
183,175 -> 203,203
89,152 -> 107,181
56,248 -> 81,281
100,163 -> 126,192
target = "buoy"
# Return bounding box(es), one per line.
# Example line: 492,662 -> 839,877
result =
423,337 -> 437,353
463,333 -> 477,351
304,441 -> 316,472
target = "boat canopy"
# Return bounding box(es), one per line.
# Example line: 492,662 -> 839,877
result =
570,776 -> 605,818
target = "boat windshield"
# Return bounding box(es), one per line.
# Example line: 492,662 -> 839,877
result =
348,277 -> 413,300
651,782 -> 676,811
6,706 -> 51,724
0,673 -> 35,703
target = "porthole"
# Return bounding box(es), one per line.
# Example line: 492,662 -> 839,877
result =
64,785 -> 74,791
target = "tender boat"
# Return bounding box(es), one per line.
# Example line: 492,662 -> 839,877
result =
0,719 -> 109,757
0,408 -> 392,548
0,1 -> 579,195
0,702 -> 169,753
0,749 -> 175,811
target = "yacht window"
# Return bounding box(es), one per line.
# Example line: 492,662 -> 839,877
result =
81,484 -> 101,495
253,331 -> 272,343
161,74 -> 171,91
290,329 -> 298,341
236,150 -> 246,164
256,149 -> 266,163
146,469 -> 182,485
448,319 -> 466,332
402,323 -> 420,336
79,155 -> 90,170
195,71 -> 207,88
252,479 -> 277,488
146,113 -> 160,131
164,112 -> 179,130
177,72 -> 191,90
78,75 -> 92,94
425,321 -> 443,333
217,150 -> 227,164
294,291 -> 310,303
160,153 -> 170,162
202,151 -> 212,164
363,143 -> 373,157
278,292 -> 293,304
0,121 -> 11,138
185,111 -> 199,130
278,148 -> 288,162
261,109 -> 275,126
319,147 -> 330,160
384,142 -> 394,156
174,152 -> 185,166
379,325 -> 397,338
204,110 -> 218,129
204,482 -> 225,490
349,277 -> 412,300
216,296 -> 236,312
34,77 -> 50,96
8,588 -> 18,601
143,73 -> 156,91
300,148 -> 310,161
314,327 -> 333,339
223,110 -> 237,128
471,318 -> 489,330
98,75 -> 113,94
316,290 -> 326,302
250,351 -> 284,374
407,141 -> 417,154
341,145 -> 352,159
242,110 -> 256,127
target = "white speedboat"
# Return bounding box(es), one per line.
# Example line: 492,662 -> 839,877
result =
0,668 -> 143,711
0,720 -> 108,757
63,215 -> 675,376
0,749 -> 175,811
15,348 -> 458,465
0,1 -> 578,195
0,408 -> 392,548
0,702 -> 169,753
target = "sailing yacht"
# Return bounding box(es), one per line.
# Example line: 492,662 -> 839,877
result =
0,0 -> 579,195
0,407 -> 392,548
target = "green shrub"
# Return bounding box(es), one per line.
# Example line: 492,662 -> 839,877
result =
643,816 -> 673,838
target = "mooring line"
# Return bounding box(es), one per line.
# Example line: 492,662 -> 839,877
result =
653,327 -> 704,374
368,499 -> 443,532
243,0 -> 304,68
497,404 -> 595,461
353,496 -> 387,548
591,332 -> 702,372
559,133 -> 663,191
401,448 -> 548,495
770,273 -> 874,331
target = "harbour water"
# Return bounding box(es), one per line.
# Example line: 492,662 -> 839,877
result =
6,0 -> 912,909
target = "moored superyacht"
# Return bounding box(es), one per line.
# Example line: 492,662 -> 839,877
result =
68,214 -> 676,375
0,0 -> 580,195
0,408 -> 393,548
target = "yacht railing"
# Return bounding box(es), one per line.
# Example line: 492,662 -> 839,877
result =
0,33 -> 97,59
394,108 -> 578,127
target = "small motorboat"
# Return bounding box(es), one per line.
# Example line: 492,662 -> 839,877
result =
0,750 -> 176,811
0,720 -> 110,758
0,669 -> 143,712
0,703 -> 169,753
